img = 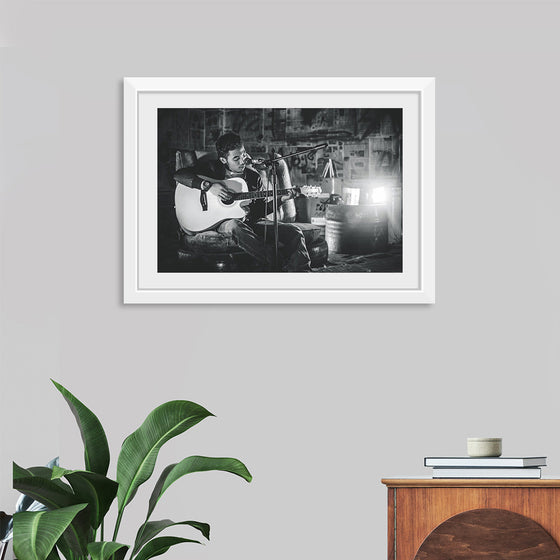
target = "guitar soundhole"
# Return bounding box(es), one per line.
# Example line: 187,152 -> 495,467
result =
222,197 -> 235,206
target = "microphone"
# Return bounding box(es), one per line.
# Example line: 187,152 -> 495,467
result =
245,155 -> 269,167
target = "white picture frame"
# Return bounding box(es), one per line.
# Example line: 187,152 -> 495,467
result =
124,77 -> 435,304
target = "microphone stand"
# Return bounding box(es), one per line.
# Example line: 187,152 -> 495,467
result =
270,153 -> 280,271
257,143 -> 327,272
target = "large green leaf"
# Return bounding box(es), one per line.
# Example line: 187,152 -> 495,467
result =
14,465 -> 78,510
87,541 -> 129,560
14,465 -> 91,556
132,519 -> 210,555
13,458 -> 62,524
15,464 -> 73,494
146,456 -> 252,521
51,466 -> 118,530
13,503 -> 87,560
115,401 -> 213,522
134,536 -> 201,560
52,379 -> 110,476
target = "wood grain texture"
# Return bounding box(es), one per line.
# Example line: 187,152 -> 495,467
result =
414,508 -> 560,559
388,488 -> 395,560
386,485 -> 560,560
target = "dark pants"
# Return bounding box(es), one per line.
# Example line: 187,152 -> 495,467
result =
218,219 -> 311,272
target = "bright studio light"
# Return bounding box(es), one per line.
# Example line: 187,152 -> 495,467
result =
370,187 -> 387,204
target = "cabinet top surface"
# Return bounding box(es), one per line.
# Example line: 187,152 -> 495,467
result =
382,478 -> 560,488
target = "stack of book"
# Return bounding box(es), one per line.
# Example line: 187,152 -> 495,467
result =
424,456 -> 547,478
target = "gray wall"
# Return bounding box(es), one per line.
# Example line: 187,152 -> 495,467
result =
1,1 -> 559,559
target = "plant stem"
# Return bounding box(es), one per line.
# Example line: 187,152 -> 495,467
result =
112,510 -> 124,541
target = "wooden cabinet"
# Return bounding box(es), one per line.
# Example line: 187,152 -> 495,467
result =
382,479 -> 560,559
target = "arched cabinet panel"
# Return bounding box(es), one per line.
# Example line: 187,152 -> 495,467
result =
382,479 -> 560,560
414,508 -> 560,559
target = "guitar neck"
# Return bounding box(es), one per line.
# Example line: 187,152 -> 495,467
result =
235,188 -> 292,201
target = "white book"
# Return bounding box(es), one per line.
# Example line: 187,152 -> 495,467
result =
424,456 -> 546,468
432,467 -> 542,479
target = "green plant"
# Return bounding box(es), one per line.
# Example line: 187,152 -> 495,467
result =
13,380 -> 252,560
2,456 -> 56,559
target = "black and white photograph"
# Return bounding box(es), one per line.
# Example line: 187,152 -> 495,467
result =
124,77 -> 434,303
157,107 -> 403,274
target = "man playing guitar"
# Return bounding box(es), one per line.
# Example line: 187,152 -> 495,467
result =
173,132 -> 312,272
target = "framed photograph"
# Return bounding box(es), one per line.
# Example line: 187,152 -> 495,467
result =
124,77 -> 434,304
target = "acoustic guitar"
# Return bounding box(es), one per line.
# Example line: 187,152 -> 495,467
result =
175,175 -> 321,233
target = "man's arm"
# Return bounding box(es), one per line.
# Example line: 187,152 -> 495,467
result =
173,167 -> 210,190
174,167 -> 234,203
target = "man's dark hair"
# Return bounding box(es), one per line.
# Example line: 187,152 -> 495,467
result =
216,132 -> 243,159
